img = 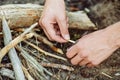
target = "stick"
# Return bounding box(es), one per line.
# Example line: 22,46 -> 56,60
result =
33,32 -> 64,54
40,62 -> 74,71
22,65 -> 34,80
23,41 -> 67,61
68,40 -> 76,44
0,22 -> 37,62
101,72 -> 113,79
0,4 -> 97,30
0,68 -> 15,79
16,46 -> 53,77
2,16 -> 25,80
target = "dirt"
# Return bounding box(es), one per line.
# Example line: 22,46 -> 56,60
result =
0,0 -> 120,80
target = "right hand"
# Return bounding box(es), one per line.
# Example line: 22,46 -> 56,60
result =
39,0 -> 70,43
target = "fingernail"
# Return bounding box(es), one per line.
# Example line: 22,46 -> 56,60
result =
64,34 -> 70,40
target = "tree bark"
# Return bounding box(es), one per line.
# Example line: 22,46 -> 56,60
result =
0,4 -> 97,30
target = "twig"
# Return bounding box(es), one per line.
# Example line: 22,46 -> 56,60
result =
0,68 -> 15,79
68,40 -> 76,44
22,65 -> 34,80
0,22 -> 37,62
40,62 -> 74,71
101,72 -> 113,79
33,32 -> 64,54
16,46 -> 53,77
2,16 -> 25,80
23,40 -> 67,61
0,63 -> 12,68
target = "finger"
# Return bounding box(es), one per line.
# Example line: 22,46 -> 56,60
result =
79,58 -> 89,66
66,17 -> 69,23
44,23 -> 67,43
66,45 -> 79,58
54,24 -> 61,35
39,20 -> 52,40
87,63 -> 94,68
43,29 -> 52,40
71,54 -> 83,65
57,17 -> 70,40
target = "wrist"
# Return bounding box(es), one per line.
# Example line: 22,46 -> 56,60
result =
105,22 -> 120,47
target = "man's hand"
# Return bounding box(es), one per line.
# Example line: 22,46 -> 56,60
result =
39,0 -> 70,43
66,22 -> 120,67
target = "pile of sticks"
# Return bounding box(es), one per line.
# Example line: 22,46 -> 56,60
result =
0,4 -> 97,80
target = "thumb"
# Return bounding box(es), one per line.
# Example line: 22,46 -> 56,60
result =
57,18 -> 70,40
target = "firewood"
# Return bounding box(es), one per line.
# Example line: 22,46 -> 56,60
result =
0,23 -> 37,62
33,32 -> 64,54
16,46 -> 53,77
22,65 -> 34,80
40,62 -> 74,71
23,41 -> 67,61
2,15 -> 25,80
0,4 -> 97,30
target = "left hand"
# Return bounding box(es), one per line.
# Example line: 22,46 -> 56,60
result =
66,25 -> 120,67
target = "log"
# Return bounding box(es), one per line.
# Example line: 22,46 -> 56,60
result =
0,4 -> 97,30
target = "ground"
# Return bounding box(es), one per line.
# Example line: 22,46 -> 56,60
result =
0,0 -> 120,80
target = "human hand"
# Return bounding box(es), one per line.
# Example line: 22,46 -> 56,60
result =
39,0 -> 70,43
66,23 -> 120,67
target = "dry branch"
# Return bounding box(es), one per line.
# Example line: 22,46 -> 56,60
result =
22,65 -> 34,80
0,4 -> 97,30
33,32 -> 64,54
40,62 -> 74,71
16,46 -> 53,77
0,23 -> 37,62
23,40 -> 67,61
2,16 -> 25,80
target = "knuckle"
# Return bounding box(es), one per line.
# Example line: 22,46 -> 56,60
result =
91,61 -> 99,66
71,60 -> 77,65
49,36 -> 54,41
40,19 -> 47,26
80,53 -> 88,58
87,58 -> 93,63
58,17 -> 66,22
